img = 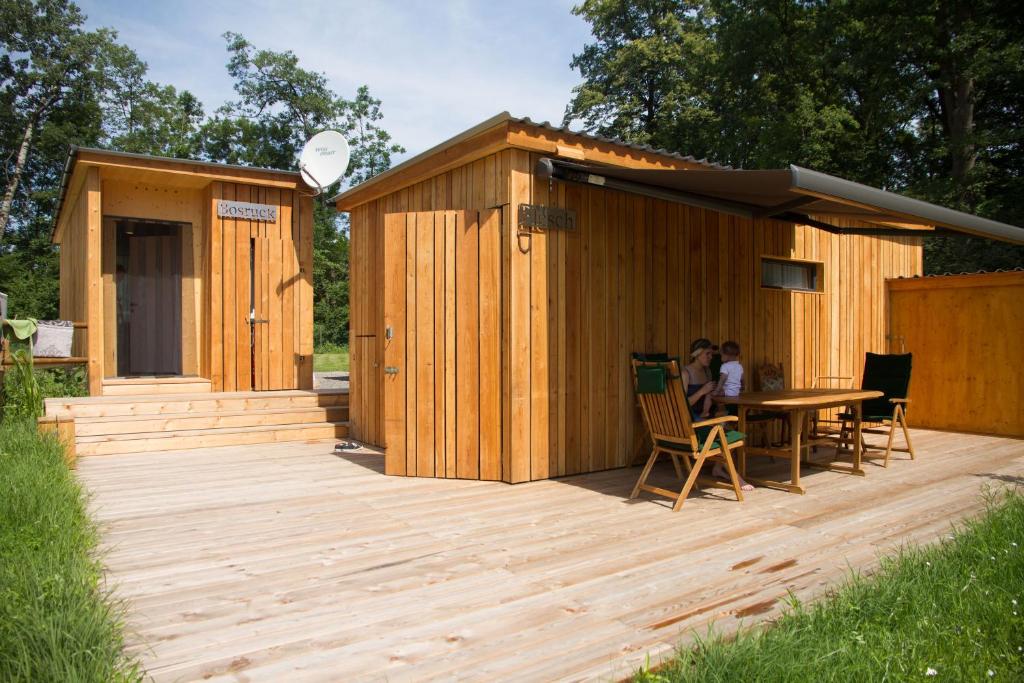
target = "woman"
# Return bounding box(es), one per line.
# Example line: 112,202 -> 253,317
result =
682,338 -> 753,491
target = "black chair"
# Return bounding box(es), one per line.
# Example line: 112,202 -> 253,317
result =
836,352 -> 915,467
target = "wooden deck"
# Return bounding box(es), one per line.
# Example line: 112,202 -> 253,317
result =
77,429 -> 1024,682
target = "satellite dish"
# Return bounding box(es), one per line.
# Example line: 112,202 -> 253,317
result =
298,130 -> 350,194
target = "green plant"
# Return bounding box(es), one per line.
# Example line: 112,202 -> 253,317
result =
638,487 -> 1024,681
2,347 -> 43,421
0,419 -> 141,681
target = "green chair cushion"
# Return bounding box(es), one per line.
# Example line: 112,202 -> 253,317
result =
657,429 -> 744,453
635,365 -> 667,394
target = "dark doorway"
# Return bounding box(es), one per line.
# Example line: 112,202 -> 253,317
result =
116,221 -> 182,376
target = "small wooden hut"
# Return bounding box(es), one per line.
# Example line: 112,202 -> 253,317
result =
52,148 -> 315,396
336,113 -> 1024,483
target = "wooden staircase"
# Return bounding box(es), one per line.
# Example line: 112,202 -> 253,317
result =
44,389 -> 349,457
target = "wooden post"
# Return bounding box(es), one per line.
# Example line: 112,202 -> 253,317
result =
37,415 -> 76,468
85,167 -> 103,396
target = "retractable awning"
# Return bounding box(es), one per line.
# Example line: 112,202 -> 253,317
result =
536,158 -> 1024,244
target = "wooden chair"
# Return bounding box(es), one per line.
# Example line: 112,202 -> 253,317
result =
749,362 -> 787,446
835,352 -> 915,467
630,359 -> 746,511
811,373 -> 854,437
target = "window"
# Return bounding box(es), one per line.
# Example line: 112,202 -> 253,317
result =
761,257 -> 822,292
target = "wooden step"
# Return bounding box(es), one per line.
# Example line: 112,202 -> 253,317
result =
76,422 -> 349,456
101,377 -> 212,396
45,389 -> 348,419
73,406 -> 349,437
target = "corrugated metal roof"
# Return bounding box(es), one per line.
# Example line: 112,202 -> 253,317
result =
508,115 -> 731,170
894,267 -> 1024,279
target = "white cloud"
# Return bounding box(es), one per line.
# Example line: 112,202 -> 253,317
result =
78,0 -> 592,161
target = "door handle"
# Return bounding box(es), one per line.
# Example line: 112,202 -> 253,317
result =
252,319 -> 270,324
384,366 -> 400,375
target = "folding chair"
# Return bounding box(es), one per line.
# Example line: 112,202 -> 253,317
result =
628,352 -> 677,466
836,352 -> 915,467
811,373 -> 854,437
631,359 -> 746,511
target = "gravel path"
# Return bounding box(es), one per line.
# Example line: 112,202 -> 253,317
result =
313,371 -> 349,391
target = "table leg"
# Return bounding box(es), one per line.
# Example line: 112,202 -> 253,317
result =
738,406 -> 748,476
803,400 -> 868,477
852,400 -> 863,474
790,410 -> 803,492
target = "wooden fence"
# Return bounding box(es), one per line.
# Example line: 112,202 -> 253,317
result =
887,271 -> 1024,438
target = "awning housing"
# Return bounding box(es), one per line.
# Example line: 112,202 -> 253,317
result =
536,158 -> 1024,244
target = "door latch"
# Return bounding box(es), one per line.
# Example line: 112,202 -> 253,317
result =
383,366 -> 400,375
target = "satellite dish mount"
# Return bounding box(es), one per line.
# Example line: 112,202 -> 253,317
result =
298,130 -> 351,195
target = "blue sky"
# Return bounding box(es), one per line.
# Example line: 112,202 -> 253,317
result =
78,0 -> 593,163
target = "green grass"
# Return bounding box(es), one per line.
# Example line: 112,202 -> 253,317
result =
639,487 -> 1024,682
0,419 -> 141,682
314,343 -> 349,373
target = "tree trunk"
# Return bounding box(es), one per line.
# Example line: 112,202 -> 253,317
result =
0,117 -> 36,246
943,71 -> 976,196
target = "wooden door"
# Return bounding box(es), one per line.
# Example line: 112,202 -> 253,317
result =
251,235 -> 298,391
383,209 -> 502,479
120,224 -> 181,376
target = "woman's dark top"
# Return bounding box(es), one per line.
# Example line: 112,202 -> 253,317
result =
683,366 -> 707,420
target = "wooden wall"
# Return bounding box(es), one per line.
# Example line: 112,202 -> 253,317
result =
888,272 -> 1024,437
349,151 -> 510,447
347,148 -> 923,481
202,182 -> 313,392
59,167 -> 102,394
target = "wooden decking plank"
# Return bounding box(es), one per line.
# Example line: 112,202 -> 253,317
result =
73,429 -> 1024,682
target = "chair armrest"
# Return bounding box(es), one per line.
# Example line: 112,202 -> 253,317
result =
890,398 -> 909,404
692,416 -> 739,428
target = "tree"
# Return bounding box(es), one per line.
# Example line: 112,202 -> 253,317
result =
0,0 -> 116,244
564,0 -> 716,151
201,33 -> 404,347
96,42 -> 204,158
1,0 -> 196,320
564,0 -> 1024,273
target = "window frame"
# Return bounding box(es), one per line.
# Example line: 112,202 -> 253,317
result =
759,255 -> 825,294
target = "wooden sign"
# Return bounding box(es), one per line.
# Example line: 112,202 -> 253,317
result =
217,200 -> 278,222
518,204 -> 576,232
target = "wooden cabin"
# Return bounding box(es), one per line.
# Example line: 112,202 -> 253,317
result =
336,112 -> 1024,484
52,148 -> 315,397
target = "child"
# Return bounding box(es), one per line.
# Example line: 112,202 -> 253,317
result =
713,340 -> 744,413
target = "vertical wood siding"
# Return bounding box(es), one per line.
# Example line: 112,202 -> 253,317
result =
204,183 -> 312,391
381,210 -> 503,480
348,150 -> 923,481
58,168 -> 102,394
349,152 -> 509,448
888,272 -> 1024,437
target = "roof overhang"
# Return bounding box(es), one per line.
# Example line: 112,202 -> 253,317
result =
52,147 -> 305,244
332,112 -> 724,211
536,159 -> 1024,244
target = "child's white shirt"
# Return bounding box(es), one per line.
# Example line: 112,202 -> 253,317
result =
720,360 -> 743,397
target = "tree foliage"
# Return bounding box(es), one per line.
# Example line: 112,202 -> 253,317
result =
565,0 -> 1024,273
2,9 -> 403,350
200,33 -> 404,347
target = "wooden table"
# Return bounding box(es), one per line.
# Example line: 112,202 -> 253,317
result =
717,389 -> 884,494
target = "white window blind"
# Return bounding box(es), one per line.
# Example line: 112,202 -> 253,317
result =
761,258 -> 819,292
